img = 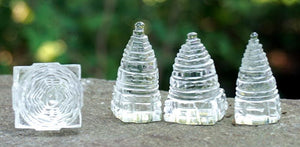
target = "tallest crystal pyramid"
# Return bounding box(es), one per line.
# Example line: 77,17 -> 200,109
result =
111,22 -> 161,123
234,32 -> 281,125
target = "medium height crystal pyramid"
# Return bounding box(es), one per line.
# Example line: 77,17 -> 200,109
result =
164,32 -> 228,125
234,32 -> 281,125
111,22 -> 161,123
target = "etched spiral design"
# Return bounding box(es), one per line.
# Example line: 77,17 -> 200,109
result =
111,22 -> 161,123
164,32 -> 227,125
235,32 -> 281,125
17,63 -> 82,128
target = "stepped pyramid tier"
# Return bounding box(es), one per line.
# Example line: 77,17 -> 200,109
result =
234,32 -> 281,125
111,22 -> 161,123
164,32 -> 228,125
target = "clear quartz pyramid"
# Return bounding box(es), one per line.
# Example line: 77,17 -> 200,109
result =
164,32 -> 228,125
111,22 -> 161,123
12,63 -> 83,131
234,32 -> 281,125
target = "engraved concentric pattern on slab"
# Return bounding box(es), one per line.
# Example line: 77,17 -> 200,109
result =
163,32 -> 228,125
234,32 -> 281,125
12,63 -> 83,130
111,22 -> 161,123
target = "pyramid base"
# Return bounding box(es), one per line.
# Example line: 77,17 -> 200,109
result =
234,96 -> 281,125
234,115 -> 280,125
164,91 -> 227,125
111,100 -> 162,123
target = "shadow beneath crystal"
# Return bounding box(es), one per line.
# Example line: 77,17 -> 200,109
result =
12,128 -> 80,137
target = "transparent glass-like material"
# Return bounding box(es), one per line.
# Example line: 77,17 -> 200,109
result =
12,63 -> 83,131
164,32 -> 228,125
234,32 -> 281,125
111,22 -> 161,123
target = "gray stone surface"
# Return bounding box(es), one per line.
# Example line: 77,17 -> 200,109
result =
0,75 -> 299,147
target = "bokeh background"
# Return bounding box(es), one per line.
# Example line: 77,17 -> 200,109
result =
0,0 -> 299,99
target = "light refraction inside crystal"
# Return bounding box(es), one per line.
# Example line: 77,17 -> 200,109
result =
234,32 -> 281,125
12,63 -> 83,131
111,22 -> 161,123
164,32 -> 228,125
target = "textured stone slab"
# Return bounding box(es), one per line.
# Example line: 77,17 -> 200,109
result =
0,75 -> 299,146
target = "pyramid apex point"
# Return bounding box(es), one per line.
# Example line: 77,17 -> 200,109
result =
250,32 -> 258,39
187,32 -> 198,40
135,21 -> 145,31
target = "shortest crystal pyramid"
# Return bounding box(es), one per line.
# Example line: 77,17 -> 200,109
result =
164,32 -> 228,125
234,32 -> 281,125
111,22 -> 161,123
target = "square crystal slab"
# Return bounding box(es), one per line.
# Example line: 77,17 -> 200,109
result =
12,63 -> 83,131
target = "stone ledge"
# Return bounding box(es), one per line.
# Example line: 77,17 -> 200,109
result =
0,75 -> 299,146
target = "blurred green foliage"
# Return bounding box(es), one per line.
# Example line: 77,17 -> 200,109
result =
0,0 -> 299,98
